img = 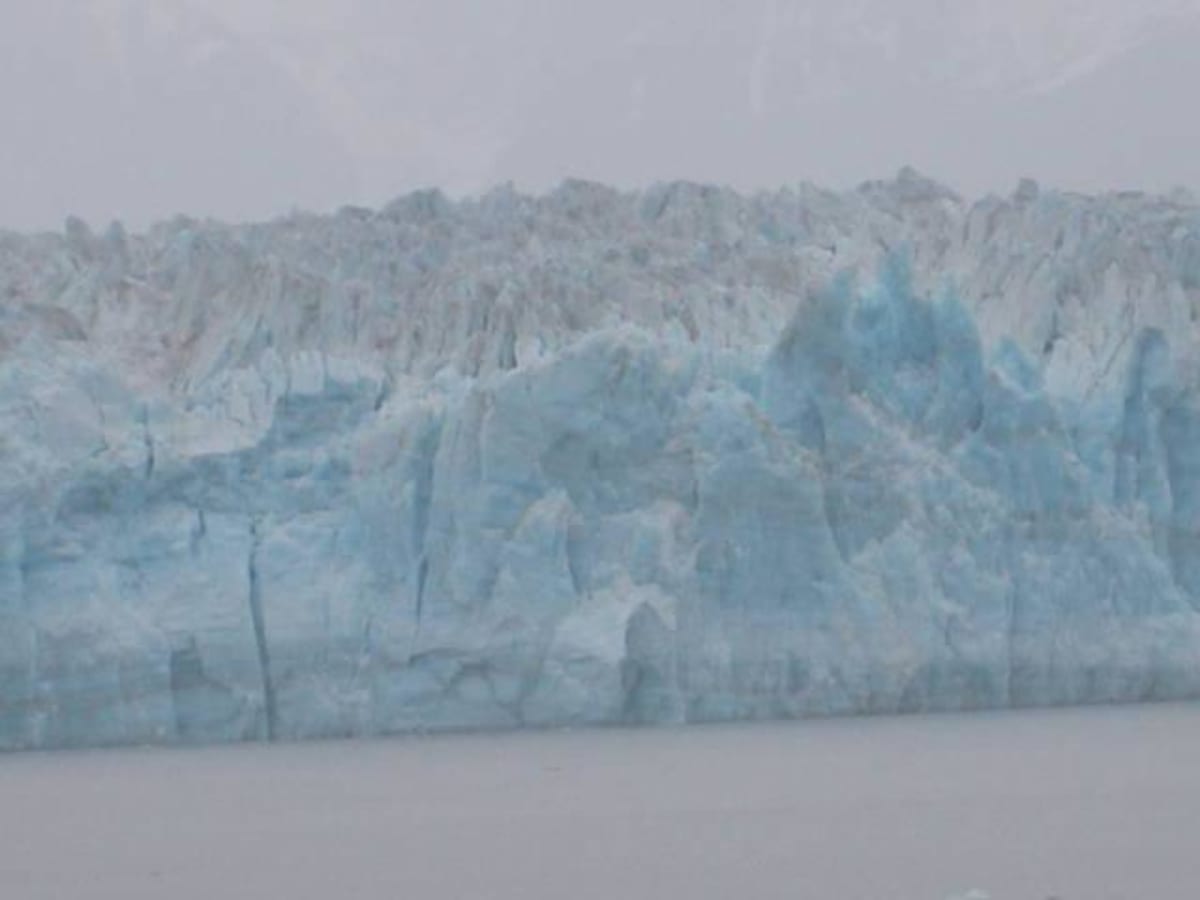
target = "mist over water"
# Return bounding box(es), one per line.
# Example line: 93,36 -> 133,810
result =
2,704 -> 1198,899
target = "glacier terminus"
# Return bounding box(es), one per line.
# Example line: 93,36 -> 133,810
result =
3,170 -> 1200,750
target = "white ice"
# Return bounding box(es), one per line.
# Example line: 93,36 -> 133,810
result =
3,172 -> 1200,749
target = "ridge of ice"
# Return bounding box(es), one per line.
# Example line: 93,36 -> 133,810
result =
3,173 -> 1200,749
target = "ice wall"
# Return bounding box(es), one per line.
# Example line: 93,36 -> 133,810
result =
3,171 -> 1200,749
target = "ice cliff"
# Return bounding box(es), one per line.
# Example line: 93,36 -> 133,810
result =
4,170 -> 1200,749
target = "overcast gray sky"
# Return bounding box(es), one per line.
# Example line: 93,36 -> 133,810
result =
3,0 -> 1200,230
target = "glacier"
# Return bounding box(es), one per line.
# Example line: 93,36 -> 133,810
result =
3,169 -> 1200,750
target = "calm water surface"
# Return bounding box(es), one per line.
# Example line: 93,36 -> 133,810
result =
1,704 -> 1198,900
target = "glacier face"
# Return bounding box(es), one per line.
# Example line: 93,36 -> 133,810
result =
3,171 -> 1200,749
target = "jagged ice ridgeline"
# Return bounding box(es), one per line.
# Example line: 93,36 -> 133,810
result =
3,170 -> 1200,750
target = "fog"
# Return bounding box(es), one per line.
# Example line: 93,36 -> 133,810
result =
2,704 -> 1198,899
3,0 -> 1200,229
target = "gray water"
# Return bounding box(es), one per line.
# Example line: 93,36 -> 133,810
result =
1,704 -> 1198,900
